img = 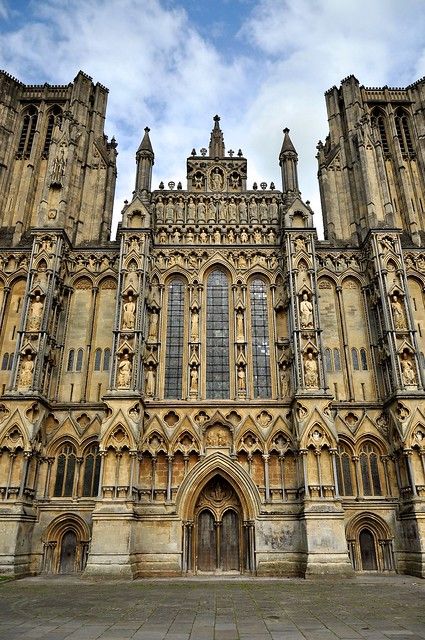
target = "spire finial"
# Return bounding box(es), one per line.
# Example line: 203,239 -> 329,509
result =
209,115 -> 225,157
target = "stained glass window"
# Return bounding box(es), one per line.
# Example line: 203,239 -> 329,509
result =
82,445 -> 101,497
250,279 -> 271,398
53,443 -> 76,497
164,279 -> 185,398
360,442 -> 382,496
206,270 -> 230,398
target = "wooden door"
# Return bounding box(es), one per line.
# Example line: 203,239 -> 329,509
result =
197,510 -> 216,571
221,509 -> 239,571
359,529 -> 377,571
59,530 -> 77,574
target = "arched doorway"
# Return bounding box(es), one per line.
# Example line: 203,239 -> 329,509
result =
359,528 -> 378,571
59,530 -> 77,574
195,476 -> 242,574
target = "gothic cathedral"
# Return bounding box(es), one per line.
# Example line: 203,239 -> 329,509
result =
0,70 -> 425,578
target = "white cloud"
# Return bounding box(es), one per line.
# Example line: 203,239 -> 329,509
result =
0,0 -> 425,238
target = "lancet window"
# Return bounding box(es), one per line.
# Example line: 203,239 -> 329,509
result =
164,279 -> 185,399
250,279 -> 271,398
359,441 -> 382,496
42,105 -> 63,156
336,443 -> 354,496
206,270 -> 230,398
17,105 -> 38,158
82,444 -> 101,497
371,108 -> 389,154
394,108 -> 414,155
53,443 -> 76,497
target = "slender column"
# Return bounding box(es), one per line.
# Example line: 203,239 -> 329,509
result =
73,457 -> 83,498
114,452 -> 122,498
382,455 -> 392,497
151,456 -> 157,501
6,452 -> 16,495
44,457 -> 54,498
247,454 -> 253,477
18,451 -> 31,498
330,449 -> 340,497
263,454 -> 270,502
316,450 -> 323,497
279,455 -> 286,500
404,449 -> 417,496
300,449 -> 309,497
166,454 -> 173,502
129,450 -> 137,497
97,451 -> 106,498
393,454 -> 403,493
183,455 -> 189,477
353,455 -> 361,498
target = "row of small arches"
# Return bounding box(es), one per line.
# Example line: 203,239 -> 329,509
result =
66,348 -> 111,372
324,347 -> 368,372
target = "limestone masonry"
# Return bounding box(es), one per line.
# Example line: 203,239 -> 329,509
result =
0,69 -> 425,577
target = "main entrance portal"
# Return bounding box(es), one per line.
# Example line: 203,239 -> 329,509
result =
195,476 -> 242,573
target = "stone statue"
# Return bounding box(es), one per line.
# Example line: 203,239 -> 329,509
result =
300,293 -> 313,328
148,310 -> 159,341
125,264 -> 139,292
19,354 -> 34,387
122,295 -> 136,330
190,309 -> 199,341
237,366 -> 246,393
280,363 -> 290,397
145,364 -> 156,396
304,352 -> 319,388
117,354 -> 132,388
401,352 -> 416,386
211,168 -> 223,191
28,295 -> 43,331
391,294 -> 406,330
189,367 -> 198,395
236,310 -> 244,341
51,144 -> 66,184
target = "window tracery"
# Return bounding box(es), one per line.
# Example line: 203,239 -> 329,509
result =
17,105 -> 38,158
250,278 -> 271,398
206,270 -> 230,398
164,279 -> 185,399
53,443 -> 76,497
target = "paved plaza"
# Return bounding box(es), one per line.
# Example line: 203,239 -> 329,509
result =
0,574 -> 423,640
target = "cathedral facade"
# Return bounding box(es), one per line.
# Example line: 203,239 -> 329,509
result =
0,69 -> 425,578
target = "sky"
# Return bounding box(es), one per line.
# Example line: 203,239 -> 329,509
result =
1,0 -> 425,238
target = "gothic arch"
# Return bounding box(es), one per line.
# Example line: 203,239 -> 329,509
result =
176,452 -> 260,521
42,513 -> 91,574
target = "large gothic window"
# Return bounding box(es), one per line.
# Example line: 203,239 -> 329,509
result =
250,279 -> 271,398
164,279 -> 185,398
371,108 -> 389,154
336,443 -> 354,496
206,270 -> 230,398
17,106 -> 38,158
53,443 -> 76,497
359,441 -> 382,496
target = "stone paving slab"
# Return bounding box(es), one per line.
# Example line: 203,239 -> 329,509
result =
0,575 -> 424,640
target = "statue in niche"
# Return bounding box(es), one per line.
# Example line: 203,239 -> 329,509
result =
267,230 -> 276,243
228,198 -> 237,221
158,230 -> 167,243
249,199 -> 258,221
186,229 -> 194,243
166,199 -> 174,222
211,168 -> 223,191
237,254 -> 247,270
189,367 -> 198,395
208,200 -> 217,222
145,364 -> 156,397
300,293 -> 313,328
254,230 -> 262,244
391,294 -> 406,330
400,352 -> 416,386
155,198 -> 164,222
117,353 -> 132,388
237,366 -> 246,393
197,197 -> 206,220
238,199 -> 247,220
304,352 -> 319,388
188,254 -> 198,270
228,229 -> 235,243
19,354 -> 34,387
34,266 -> 48,292
148,309 -> 159,341
125,264 -> 139,292
236,310 -> 244,341
199,229 -> 208,243
240,229 -> 249,243
51,143 -> 67,185
294,237 -> 307,253
156,254 -> 166,270
269,197 -> 278,222
214,229 -> 221,244
28,295 -> 44,331
122,295 -> 136,330
187,198 -> 196,221
280,363 -> 290,397
190,309 -> 199,341
175,199 -> 184,221
259,198 -> 268,221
